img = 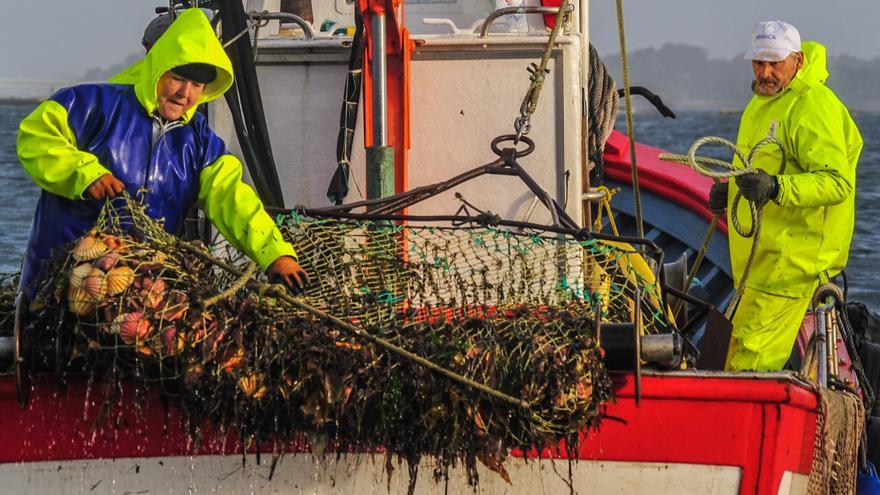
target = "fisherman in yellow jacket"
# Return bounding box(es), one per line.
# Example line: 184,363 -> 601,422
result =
17,8 -> 309,298
708,21 -> 863,371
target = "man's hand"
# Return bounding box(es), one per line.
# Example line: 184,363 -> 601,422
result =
87,173 -> 125,200
267,256 -> 310,295
735,169 -> 778,206
708,181 -> 729,214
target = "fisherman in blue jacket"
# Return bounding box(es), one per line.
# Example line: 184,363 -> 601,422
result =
16,8 -> 308,299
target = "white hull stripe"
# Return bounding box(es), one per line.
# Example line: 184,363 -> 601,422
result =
0,455 -> 746,494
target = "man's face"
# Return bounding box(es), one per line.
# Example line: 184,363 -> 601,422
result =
156,71 -> 206,120
751,52 -> 804,96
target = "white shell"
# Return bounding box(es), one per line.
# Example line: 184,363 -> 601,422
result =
69,263 -> 93,289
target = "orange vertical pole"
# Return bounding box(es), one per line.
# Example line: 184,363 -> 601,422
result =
358,0 -> 411,199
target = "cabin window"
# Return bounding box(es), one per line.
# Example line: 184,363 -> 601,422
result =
280,0 -> 314,23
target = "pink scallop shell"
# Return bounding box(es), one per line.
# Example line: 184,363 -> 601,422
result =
81,268 -> 108,300
69,263 -> 93,289
92,251 -> 121,271
112,312 -> 153,344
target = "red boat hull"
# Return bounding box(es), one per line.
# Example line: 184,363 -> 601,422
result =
0,372 -> 817,494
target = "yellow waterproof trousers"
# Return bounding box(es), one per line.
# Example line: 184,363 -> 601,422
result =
725,286 -> 813,371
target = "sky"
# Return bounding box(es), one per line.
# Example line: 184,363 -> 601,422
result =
589,0 -> 880,61
0,1 -> 155,81
1,0 -> 880,82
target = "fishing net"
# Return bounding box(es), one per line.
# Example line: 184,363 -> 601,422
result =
0,273 -> 17,338
807,387 -> 864,495
279,211 -> 670,335
23,198 -> 670,487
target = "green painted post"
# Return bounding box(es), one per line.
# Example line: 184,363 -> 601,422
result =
366,145 -> 396,206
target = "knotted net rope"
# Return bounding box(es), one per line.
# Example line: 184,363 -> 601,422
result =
807,387 -> 864,495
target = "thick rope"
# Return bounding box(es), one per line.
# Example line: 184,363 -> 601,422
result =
513,0 -> 572,143
614,0 -> 644,239
199,262 -> 257,309
587,44 -> 619,182
659,135 -> 787,318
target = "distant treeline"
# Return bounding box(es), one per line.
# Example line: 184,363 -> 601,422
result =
79,43 -> 878,112
79,53 -> 141,83
0,98 -> 39,105
599,43 -> 880,112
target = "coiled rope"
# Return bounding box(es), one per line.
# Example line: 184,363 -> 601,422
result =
587,44 -> 619,181
659,135 -> 787,318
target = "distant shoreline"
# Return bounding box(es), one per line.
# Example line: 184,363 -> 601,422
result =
0,98 -> 39,105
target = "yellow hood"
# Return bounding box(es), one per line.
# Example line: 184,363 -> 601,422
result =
788,41 -> 828,95
134,8 -> 233,123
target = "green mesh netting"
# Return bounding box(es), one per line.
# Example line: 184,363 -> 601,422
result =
22,199 -> 669,486
280,212 -> 670,334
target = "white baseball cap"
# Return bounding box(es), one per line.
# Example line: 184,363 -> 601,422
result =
744,21 -> 801,62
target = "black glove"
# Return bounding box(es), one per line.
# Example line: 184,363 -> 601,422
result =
708,182 -> 728,214
735,169 -> 778,206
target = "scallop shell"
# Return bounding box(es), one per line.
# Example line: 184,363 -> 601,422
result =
278,376 -> 296,400
67,285 -> 96,316
106,266 -> 135,296
112,312 -> 152,344
219,348 -> 245,373
92,251 -> 120,271
135,251 -> 168,274
237,373 -> 266,398
156,290 -> 188,321
69,263 -> 93,289
143,278 -> 167,309
575,379 -> 592,402
161,326 -> 183,356
101,235 -> 122,250
73,236 -> 108,261
81,268 -> 108,300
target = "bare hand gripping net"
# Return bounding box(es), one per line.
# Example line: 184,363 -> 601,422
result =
24,198 -> 670,485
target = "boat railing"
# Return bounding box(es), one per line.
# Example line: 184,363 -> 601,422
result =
248,11 -> 315,40
479,4 -> 574,38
